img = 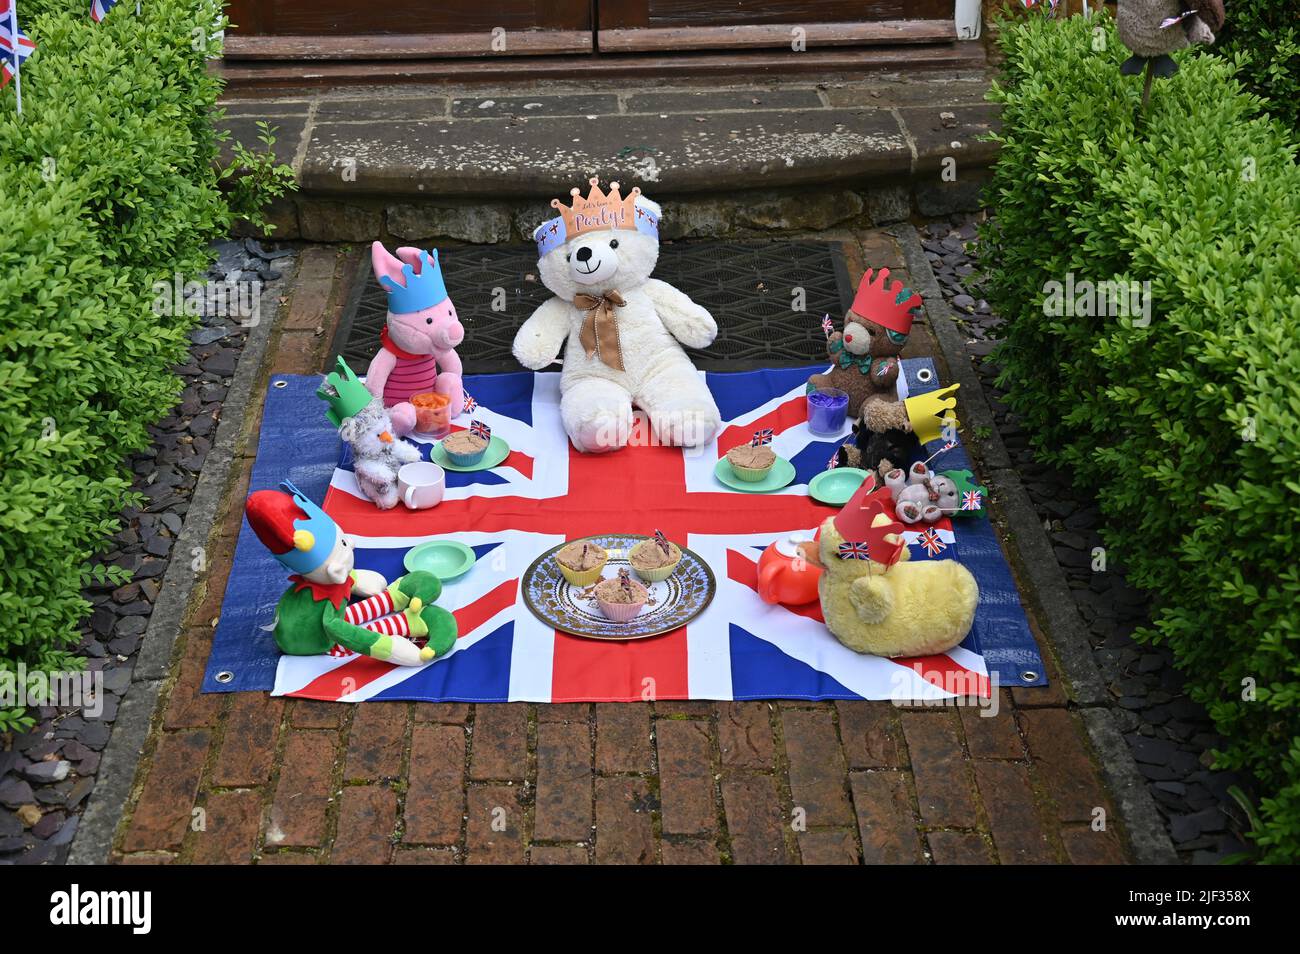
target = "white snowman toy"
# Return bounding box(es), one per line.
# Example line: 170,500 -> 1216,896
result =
512,178 -> 722,453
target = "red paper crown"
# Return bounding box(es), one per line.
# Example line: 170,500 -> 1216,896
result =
859,499 -> 906,567
833,475 -> 905,566
850,267 -> 922,337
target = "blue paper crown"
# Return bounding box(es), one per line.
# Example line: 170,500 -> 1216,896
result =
276,480 -> 339,576
379,249 -> 449,314
534,196 -> 660,258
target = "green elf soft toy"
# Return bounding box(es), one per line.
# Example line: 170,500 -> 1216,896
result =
245,481 -> 457,665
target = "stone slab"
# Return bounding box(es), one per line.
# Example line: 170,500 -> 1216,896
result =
300,108 -> 910,197
625,88 -> 824,114
451,94 -> 620,118
899,103 -> 1001,174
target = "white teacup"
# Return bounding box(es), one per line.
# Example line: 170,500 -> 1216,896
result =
397,461 -> 446,510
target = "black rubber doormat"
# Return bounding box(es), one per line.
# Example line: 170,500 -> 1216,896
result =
332,240 -> 854,374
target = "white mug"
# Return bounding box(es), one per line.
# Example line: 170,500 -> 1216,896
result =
398,461 -> 446,510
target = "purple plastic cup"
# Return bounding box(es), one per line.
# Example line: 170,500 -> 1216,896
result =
807,386 -> 849,436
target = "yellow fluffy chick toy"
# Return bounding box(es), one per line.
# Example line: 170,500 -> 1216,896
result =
815,477 -> 977,657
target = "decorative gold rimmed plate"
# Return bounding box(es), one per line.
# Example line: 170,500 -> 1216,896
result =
521,534 -> 717,640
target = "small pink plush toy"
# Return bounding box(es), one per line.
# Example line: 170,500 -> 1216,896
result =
367,242 -> 465,436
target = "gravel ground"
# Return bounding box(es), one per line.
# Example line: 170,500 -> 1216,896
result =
920,214 -> 1251,864
0,240 -> 291,866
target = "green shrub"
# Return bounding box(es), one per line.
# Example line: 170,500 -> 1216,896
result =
0,1 -> 232,730
982,13 -> 1300,861
1214,0 -> 1300,136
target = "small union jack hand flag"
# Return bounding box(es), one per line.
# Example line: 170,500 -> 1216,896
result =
827,451 -> 839,471
918,528 -> 947,556
462,393 -> 478,413
838,541 -> 871,561
961,491 -> 982,512
1,0 -> 36,91
751,428 -> 774,447
1159,10 -> 1196,28
90,0 -> 119,22
470,419 -> 491,440
653,529 -> 671,554
821,314 -> 834,339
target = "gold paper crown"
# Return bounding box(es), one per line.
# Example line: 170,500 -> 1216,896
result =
904,384 -> 961,445
551,177 -> 641,241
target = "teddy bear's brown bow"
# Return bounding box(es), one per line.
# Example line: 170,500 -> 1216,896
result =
574,290 -> 626,372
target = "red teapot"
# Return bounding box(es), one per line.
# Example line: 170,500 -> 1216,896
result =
757,533 -> 823,607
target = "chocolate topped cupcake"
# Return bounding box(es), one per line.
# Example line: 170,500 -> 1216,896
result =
554,540 -> 608,586
725,444 -> 776,482
556,541 -> 607,571
441,430 -> 489,466
628,532 -> 682,582
594,569 -> 648,622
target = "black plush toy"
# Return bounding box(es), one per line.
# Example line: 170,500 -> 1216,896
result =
835,418 -> 920,477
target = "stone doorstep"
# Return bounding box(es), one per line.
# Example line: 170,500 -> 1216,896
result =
218,73 -> 999,242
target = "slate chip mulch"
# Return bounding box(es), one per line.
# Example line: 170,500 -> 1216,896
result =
0,239 -> 289,866
921,215 -> 1248,863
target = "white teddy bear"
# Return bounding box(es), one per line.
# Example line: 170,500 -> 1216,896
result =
340,399 -> 422,510
512,178 -> 722,453
317,357 -> 422,510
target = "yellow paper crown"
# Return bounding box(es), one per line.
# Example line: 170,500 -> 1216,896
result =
551,177 -> 641,241
904,383 -> 961,445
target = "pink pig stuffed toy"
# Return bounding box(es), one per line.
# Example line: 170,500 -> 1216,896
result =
367,242 -> 466,436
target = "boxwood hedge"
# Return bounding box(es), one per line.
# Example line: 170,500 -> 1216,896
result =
982,13 -> 1300,861
0,2 -> 232,729
1214,0 -> 1300,137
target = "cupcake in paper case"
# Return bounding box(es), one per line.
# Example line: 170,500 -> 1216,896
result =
554,539 -> 608,587
725,444 -> 777,482
594,570 -> 648,623
628,534 -> 682,583
441,430 -> 489,467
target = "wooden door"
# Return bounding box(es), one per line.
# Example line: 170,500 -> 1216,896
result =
223,0 -> 594,59
596,0 -> 957,52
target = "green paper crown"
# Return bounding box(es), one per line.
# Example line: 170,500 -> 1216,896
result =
317,356 -> 374,428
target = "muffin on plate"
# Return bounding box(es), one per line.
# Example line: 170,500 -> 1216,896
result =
594,569 -> 648,623
554,540 -> 608,587
725,444 -> 776,482
441,430 -> 489,467
628,532 -> 682,582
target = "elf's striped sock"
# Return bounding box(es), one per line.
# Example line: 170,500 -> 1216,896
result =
359,613 -> 412,637
344,590 -> 396,625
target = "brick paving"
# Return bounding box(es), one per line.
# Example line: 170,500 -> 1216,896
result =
111,236 -> 1130,865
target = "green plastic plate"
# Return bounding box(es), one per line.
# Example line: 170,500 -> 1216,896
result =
430,435 -> 510,472
403,540 -> 477,581
808,467 -> 870,506
712,456 -> 797,493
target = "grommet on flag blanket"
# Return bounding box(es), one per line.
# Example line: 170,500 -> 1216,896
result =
512,178 -> 721,454
243,480 -> 458,666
